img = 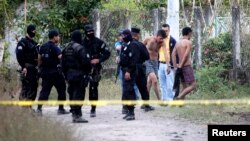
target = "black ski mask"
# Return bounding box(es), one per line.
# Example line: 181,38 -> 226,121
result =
71,30 -> 82,44
122,29 -> 133,43
27,24 -> 36,38
84,24 -> 95,40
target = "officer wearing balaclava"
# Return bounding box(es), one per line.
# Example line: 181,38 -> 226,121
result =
16,24 -> 39,102
62,30 -> 92,123
82,24 -> 110,118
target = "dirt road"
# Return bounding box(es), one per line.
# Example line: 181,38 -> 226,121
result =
43,105 -> 207,141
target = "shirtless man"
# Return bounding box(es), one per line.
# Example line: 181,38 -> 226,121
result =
143,30 -> 167,100
172,27 -> 196,99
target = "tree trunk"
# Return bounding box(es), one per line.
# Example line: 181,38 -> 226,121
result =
204,2 -> 212,27
194,7 -> 202,69
153,8 -> 159,35
167,0 -> 180,41
123,10 -> 131,29
92,9 -> 101,38
232,3 -> 241,80
0,40 -> 4,64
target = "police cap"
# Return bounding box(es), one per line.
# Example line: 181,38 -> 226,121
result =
84,24 -> 94,32
131,27 -> 140,34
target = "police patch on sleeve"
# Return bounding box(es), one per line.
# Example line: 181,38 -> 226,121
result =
129,52 -> 132,57
101,43 -> 105,49
17,46 -> 23,50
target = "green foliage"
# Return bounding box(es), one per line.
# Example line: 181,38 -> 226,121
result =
136,0 -> 166,10
2,42 -> 10,63
195,66 -> 230,96
25,0 -> 100,44
241,33 -> 250,69
101,0 -> 166,11
0,0 -> 23,38
101,0 -> 138,11
202,32 -> 233,69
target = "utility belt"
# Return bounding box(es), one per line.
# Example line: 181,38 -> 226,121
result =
25,63 -> 37,68
68,68 -> 89,75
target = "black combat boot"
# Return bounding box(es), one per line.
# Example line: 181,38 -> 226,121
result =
126,111 -> 135,121
144,105 -> 155,112
122,105 -> 129,114
36,106 -> 43,116
58,106 -> 70,115
90,106 -> 96,117
123,106 -> 135,121
72,110 -> 88,123
57,108 -> 71,115
72,115 -> 88,123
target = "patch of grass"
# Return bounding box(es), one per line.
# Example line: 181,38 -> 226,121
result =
165,105 -> 250,124
188,84 -> 250,100
0,106 -> 74,141
0,67 -> 75,141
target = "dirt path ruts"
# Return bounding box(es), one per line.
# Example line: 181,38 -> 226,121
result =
43,105 -> 207,141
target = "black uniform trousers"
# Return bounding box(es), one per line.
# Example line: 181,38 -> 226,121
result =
38,72 -> 66,110
135,65 -> 150,103
122,71 -> 136,113
19,66 -> 38,101
89,68 -> 101,111
67,75 -> 88,116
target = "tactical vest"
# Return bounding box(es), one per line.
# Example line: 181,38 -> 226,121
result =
62,42 -> 82,70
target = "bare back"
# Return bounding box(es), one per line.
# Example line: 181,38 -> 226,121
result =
175,38 -> 192,67
143,36 -> 161,60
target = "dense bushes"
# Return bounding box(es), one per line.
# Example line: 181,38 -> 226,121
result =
202,32 -> 233,69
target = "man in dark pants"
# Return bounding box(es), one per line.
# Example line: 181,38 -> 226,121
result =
82,24 -> 110,117
120,29 -> 140,121
131,27 -> 155,112
37,29 -> 70,115
62,30 -> 92,123
16,24 -> 39,102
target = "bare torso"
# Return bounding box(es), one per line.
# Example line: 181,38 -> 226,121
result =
144,36 -> 161,60
175,39 -> 192,67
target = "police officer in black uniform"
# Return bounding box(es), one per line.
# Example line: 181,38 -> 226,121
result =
120,29 -> 140,121
37,29 -> 69,115
16,24 -> 39,101
82,24 -> 111,117
62,30 -> 92,123
131,27 -> 155,112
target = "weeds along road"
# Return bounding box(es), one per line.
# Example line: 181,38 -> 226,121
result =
42,105 -> 207,141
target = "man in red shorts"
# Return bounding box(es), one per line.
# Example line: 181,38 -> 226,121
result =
172,27 -> 196,99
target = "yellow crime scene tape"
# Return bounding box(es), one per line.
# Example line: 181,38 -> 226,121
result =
0,99 -> 250,106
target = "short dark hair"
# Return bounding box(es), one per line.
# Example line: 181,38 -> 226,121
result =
48,29 -> 59,39
162,24 -> 170,28
182,27 -> 192,36
157,29 -> 167,38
